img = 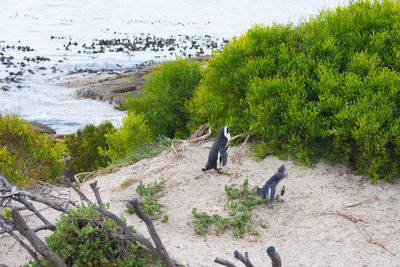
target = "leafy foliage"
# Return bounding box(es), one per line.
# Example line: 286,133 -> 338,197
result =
45,205 -> 160,266
101,112 -> 153,162
123,57 -> 203,138
0,114 -> 66,185
192,179 -> 263,238
65,122 -> 116,174
126,179 -> 165,219
189,0 -> 400,181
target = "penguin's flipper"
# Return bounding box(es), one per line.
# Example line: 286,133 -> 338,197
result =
219,146 -> 228,166
257,187 -> 266,199
269,185 -> 276,202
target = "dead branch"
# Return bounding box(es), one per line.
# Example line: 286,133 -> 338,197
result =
233,250 -> 254,267
10,208 -> 67,267
344,195 -> 379,208
129,198 -> 176,267
334,210 -> 365,223
330,210 -> 395,256
67,181 -> 156,254
0,220 -> 43,267
230,134 -> 244,142
357,224 -> 396,256
231,133 -> 251,163
214,257 -> 237,267
187,123 -> 209,142
188,123 -> 212,143
266,246 -> 282,267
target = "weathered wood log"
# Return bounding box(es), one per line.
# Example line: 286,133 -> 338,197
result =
267,246 -> 282,267
129,198 -> 176,267
234,250 -> 255,267
10,208 -> 67,267
0,220 -> 43,267
214,257 -> 237,267
68,181 -> 156,254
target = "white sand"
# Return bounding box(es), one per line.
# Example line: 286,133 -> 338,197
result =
1,140 -> 400,266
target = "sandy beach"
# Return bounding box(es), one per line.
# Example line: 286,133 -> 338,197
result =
1,139 -> 399,266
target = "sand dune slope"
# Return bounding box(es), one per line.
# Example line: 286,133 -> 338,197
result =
1,140 -> 400,266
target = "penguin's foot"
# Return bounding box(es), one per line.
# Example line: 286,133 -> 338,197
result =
216,168 -> 223,174
276,198 -> 285,203
268,205 -> 273,209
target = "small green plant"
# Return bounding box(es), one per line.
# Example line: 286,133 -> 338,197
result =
162,215 -> 169,223
126,179 -> 166,219
192,179 -> 264,238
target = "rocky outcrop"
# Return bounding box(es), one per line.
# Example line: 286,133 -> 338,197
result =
62,55 -> 211,109
27,121 -> 56,134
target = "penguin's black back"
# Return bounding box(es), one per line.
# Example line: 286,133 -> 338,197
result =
204,128 -> 228,170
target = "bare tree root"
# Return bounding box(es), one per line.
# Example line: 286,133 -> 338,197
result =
214,257 -> 237,267
233,250 -> 255,267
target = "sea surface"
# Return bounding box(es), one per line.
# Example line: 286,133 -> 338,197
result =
0,0 -> 347,133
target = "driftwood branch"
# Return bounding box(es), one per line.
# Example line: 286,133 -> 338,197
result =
233,250 -> 254,267
69,180 -> 176,266
10,208 -> 67,267
67,181 -> 156,254
214,257 -> 237,267
267,246 -> 282,267
0,220 -> 43,267
129,198 -> 176,267
188,123 -> 212,143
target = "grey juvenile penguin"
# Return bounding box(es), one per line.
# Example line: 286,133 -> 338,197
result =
202,126 -> 230,174
257,165 -> 288,209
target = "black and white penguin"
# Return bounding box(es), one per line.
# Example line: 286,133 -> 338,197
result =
267,246 -> 282,267
202,126 -> 231,174
257,165 -> 288,209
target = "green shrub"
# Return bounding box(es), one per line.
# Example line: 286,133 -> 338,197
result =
45,205 -> 159,266
189,0 -> 400,181
126,179 -> 165,219
0,114 -> 67,185
192,179 -> 263,238
101,112 -> 153,162
123,57 -> 202,138
65,122 -> 116,174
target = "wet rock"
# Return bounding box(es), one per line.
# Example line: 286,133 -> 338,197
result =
27,121 -> 56,134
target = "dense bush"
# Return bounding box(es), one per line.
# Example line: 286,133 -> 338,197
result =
65,122 -> 116,174
123,57 -> 202,138
189,0 -> 400,181
101,112 -> 153,162
0,114 -> 66,185
45,205 -> 159,266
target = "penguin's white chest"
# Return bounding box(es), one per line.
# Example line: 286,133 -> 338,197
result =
275,178 -> 286,196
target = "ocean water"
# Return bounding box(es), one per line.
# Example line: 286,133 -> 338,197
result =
0,0 -> 347,133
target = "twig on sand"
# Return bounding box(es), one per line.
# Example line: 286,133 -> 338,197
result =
328,209 -> 396,256
344,195 -> 379,208
334,210 -> 365,223
357,224 -> 396,256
